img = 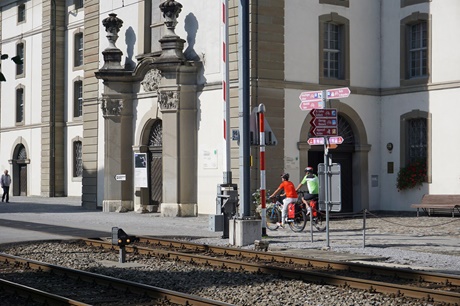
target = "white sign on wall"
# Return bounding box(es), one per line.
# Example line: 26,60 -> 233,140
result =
134,153 -> 148,188
203,149 -> 218,169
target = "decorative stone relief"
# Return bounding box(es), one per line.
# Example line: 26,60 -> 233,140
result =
158,91 -> 179,110
101,98 -> 124,117
141,69 -> 162,93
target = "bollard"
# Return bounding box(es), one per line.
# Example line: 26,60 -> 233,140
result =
362,209 -> 366,249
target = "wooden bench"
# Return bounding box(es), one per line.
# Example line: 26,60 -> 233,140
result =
411,194 -> 460,217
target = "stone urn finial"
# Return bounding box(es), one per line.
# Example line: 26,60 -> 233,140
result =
102,13 -> 124,49
159,0 -> 182,37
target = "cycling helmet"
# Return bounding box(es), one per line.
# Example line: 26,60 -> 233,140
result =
281,173 -> 290,180
305,166 -> 314,173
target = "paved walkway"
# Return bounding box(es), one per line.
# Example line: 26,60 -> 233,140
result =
0,196 -> 221,244
0,196 -> 459,267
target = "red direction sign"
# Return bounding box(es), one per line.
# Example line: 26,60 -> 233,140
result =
299,100 -> 322,111
326,87 -> 350,99
310,108 -> 337,137
311,108 -> 337,118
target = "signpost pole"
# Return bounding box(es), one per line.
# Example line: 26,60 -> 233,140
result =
324,136 -> 331,248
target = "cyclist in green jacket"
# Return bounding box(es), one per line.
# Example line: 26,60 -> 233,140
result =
296,166 -> 319,215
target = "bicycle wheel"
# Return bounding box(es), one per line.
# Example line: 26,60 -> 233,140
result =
289,208 -> 307,232
313,214 -> 326,232
265,207 -> 280,230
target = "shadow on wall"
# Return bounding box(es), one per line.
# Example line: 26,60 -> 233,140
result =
125,26 -> 137,70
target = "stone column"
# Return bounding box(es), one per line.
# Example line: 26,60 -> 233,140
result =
101,97 -> 134,212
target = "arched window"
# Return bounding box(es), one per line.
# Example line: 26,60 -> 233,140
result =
148,120 -> 162,147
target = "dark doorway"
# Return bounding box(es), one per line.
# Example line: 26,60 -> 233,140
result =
19,165 -> 27,196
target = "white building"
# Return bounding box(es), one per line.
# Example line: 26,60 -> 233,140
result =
0,0 -> 457,215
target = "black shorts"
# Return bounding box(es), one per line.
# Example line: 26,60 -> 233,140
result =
303,193 -> 318,201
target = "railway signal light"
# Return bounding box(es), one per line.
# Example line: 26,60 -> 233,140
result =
111,227 -> 137,247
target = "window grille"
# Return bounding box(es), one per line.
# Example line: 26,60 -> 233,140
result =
408,118 -> 427,163
74,81 -> 83,117
16,88 -> 24,123
74,141 -> 83,177
16,43 -> 24,75
17,145 -> 27,160
148,120 -> 162,147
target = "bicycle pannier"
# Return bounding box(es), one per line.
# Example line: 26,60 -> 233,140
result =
288,203 -> 296,219
309,200 -> 318,217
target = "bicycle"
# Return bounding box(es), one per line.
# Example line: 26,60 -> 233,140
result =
265,194 -> 307,232
297,191 -> 326,232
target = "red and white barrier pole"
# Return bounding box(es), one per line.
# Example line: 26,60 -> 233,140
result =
258,104 -> 267,236
222,0 -> 231,182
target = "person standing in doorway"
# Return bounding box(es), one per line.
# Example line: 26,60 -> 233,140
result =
1,170 -> 11,203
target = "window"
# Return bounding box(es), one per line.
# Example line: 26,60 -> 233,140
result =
400,110 -> 431,182
74,80 -> 83,117
73,141 -> 83,177
16,87 -> 24,123
319,13 -> 350,86
16,43 -> 24,76
18,3 -> 26,23
409,22 -> 427,78
150,0 -> 164,53
74,0 -> 84,10
74,33 -> 83,67
323,23 -> 342,79
400,13 -> 431,86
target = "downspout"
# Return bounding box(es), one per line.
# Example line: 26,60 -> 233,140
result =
50,0 -> 56,196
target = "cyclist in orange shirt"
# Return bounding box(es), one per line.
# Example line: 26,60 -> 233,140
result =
268,173 -> 298,228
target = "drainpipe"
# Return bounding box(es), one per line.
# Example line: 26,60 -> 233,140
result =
50,0 -> 56,196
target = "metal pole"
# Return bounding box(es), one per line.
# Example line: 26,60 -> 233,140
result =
258,104 -> 267,236
309,207 -> 313,242
221,0 -> 232,185
324,136 -> 330,248
238,0 -> 250,217
119,247 -> 126,263
363,209 -> 366,249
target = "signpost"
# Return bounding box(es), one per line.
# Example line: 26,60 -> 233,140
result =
300,87 -> 350,249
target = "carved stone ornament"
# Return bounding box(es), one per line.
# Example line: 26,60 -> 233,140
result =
158,91 -> 179,110
141,69 -> 162,93
159,0 -> 182,37
102,13 -> 124,49
101,98 -> 124,117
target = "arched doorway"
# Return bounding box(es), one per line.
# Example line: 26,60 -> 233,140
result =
298,101 -> 370,213
147,120 -> 163,210
12,144 -> 28,196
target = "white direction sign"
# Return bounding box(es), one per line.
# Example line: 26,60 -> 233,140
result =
326,87 -> 351,99
307,136 -> 344,146
299,87 -> 350,111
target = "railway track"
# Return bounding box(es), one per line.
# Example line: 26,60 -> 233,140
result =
0,252 -> 233,306
84,236 -> 460,305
